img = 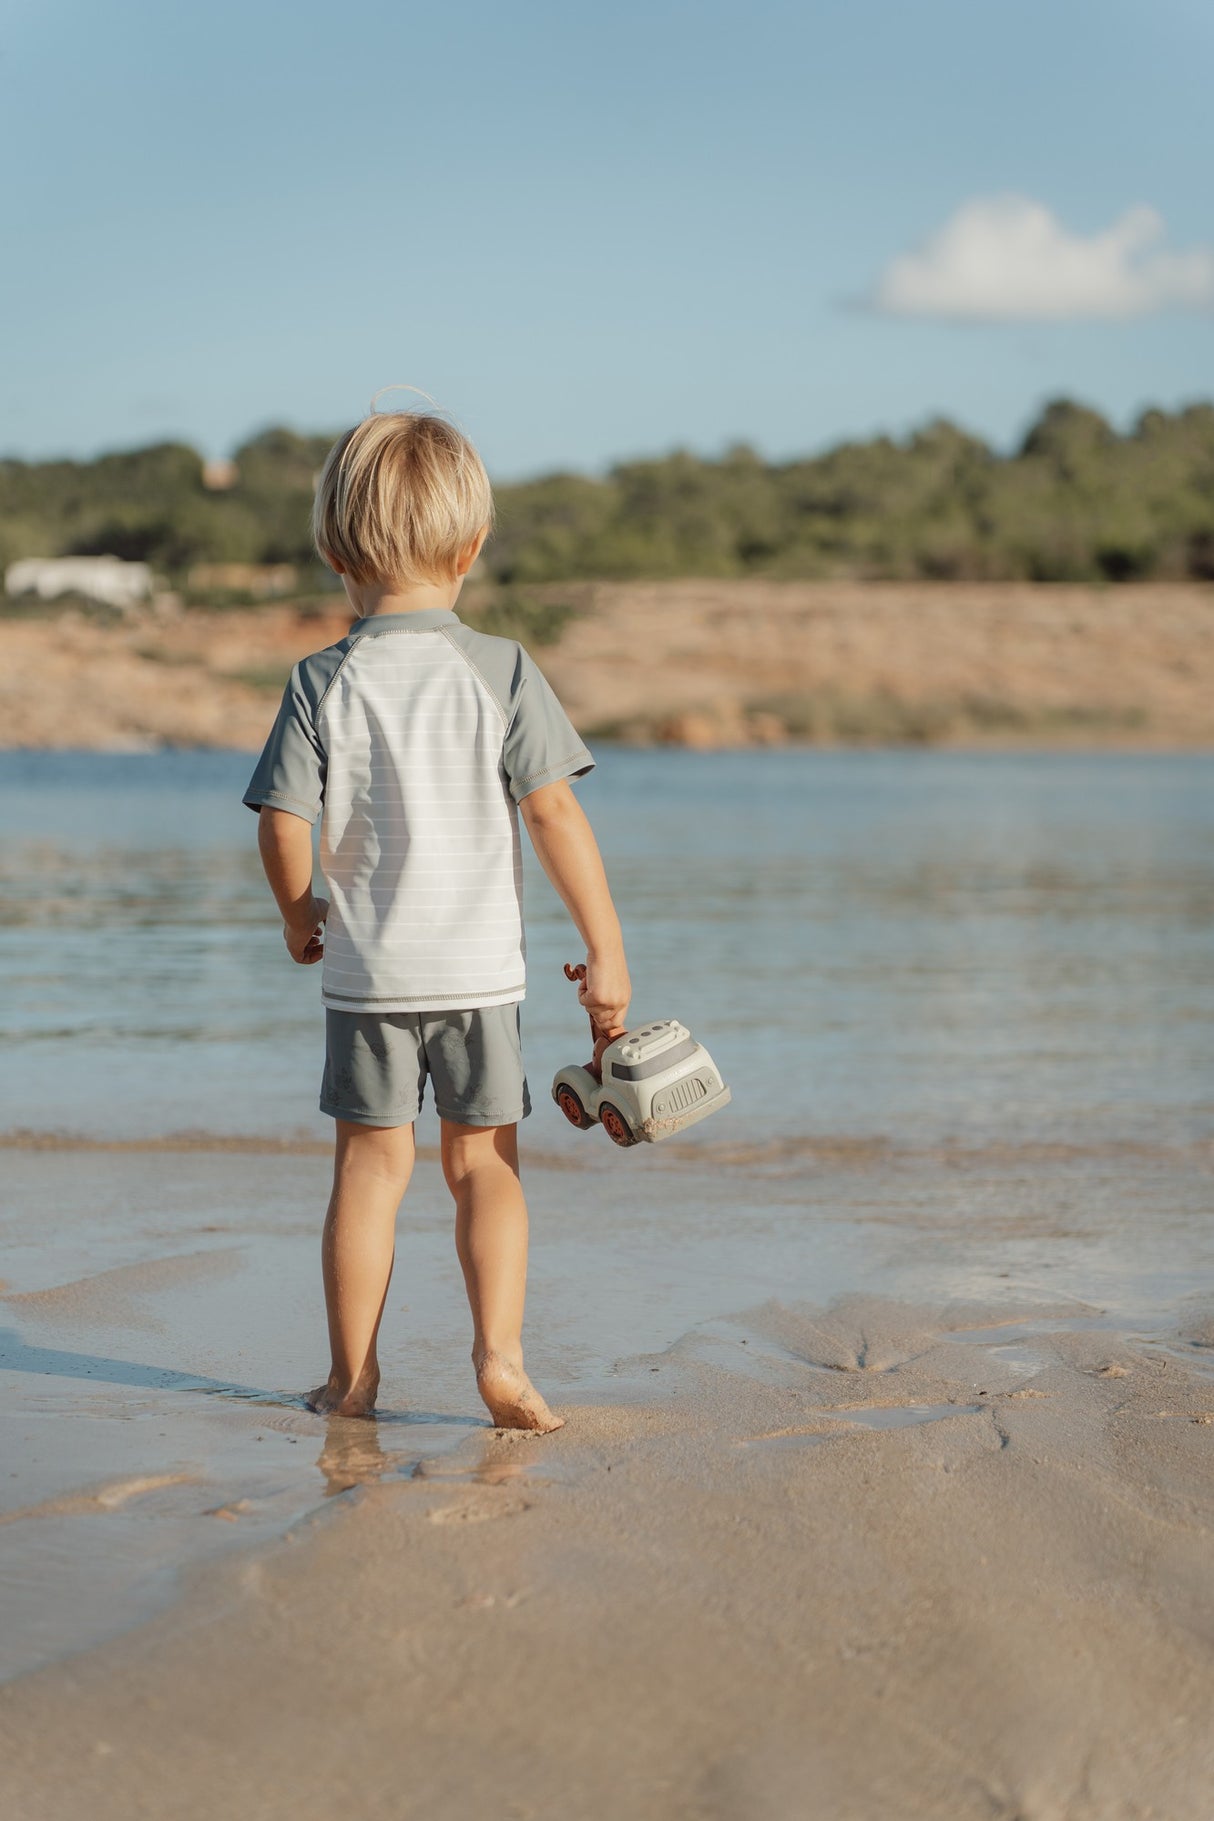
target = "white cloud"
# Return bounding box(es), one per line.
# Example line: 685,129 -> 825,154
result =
871,195 -> 1214,322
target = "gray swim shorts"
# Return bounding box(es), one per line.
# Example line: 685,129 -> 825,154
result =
320,1005 -> 531,1129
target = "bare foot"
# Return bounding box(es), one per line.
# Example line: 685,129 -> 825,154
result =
475,1352 -> 564,1433
305,1371 -> 379,1418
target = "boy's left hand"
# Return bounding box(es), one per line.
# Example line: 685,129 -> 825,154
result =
284,896 -> 329,965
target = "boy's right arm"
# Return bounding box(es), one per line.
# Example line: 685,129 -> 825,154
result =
520,780 -> 631,1034
257,807 -> 328,964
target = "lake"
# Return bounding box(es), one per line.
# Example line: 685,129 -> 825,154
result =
1,748 -> 1211,1151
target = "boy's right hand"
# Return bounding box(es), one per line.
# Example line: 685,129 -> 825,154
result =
578,952 -> 631,1038
284,896 -> 329,965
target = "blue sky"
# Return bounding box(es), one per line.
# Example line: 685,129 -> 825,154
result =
2,0 -> 1211,476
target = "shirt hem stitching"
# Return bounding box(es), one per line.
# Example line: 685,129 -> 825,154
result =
515,749 -> 593,787
244,788 -> 319,817
323,984 -> 526,1006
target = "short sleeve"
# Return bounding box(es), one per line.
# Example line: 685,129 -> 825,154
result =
501,648 -> 594,804
242,664 -> 327,823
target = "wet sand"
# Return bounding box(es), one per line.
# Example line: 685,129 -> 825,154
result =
2,1142 -> 1213,1816
2,1295 -> 1213,1819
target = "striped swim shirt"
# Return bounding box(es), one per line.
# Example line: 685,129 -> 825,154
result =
243,608 -> 594,1012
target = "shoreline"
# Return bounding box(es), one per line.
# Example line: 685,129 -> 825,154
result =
3,579 -> 1212,751
3,1124 -> 1212,1168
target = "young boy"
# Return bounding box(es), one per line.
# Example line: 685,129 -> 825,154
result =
243,409 -> 630,1431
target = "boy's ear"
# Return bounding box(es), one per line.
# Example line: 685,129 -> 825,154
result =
455,525 -> 490,577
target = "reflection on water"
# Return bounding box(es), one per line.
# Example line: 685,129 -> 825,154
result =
1,749 -> 1212,1147
317,1418 -> 393,1495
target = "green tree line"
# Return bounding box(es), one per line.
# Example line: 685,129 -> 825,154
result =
3,399 -> 1213,589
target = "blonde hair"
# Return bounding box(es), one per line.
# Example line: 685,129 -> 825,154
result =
312,409 -> 494,586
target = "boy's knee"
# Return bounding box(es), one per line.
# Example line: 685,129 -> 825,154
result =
440,1120 -> 518,1188
335,1118 -> 415,1179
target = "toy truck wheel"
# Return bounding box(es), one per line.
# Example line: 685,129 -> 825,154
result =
599,1101 -> 639,1148
555,1083 -> 594,1129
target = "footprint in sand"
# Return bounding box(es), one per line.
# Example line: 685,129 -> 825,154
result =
0,1471 -> 198,1524
738,1404 -> 983,1447
428,1497 -> 532,1525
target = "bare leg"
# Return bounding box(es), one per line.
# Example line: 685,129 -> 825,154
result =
441,1121 -> 563,1433
307,1119 -> 415,1418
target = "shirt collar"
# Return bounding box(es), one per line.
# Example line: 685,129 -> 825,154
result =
350,608 -> 461,636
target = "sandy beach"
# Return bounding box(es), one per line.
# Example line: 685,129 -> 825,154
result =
2,1135 -> 1213,1819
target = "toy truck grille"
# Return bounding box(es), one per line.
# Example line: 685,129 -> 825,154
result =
651,1074 -> 709,1117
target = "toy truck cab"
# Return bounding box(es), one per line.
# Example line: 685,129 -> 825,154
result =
552,1018 -> 731,1147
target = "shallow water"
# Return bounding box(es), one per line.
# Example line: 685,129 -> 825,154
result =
2,748 -> 1213,1148
1,748 -> 1213,1679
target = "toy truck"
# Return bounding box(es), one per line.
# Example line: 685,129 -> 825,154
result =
552,1017 -> 731,1147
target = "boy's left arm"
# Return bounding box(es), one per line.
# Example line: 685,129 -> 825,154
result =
520,781 -> 630,1033
257,807 -> 328,964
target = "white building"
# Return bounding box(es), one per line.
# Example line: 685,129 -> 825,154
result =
5,556 -> 154,612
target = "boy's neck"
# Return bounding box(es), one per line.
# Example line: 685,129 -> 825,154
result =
342,575 -> 466,620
